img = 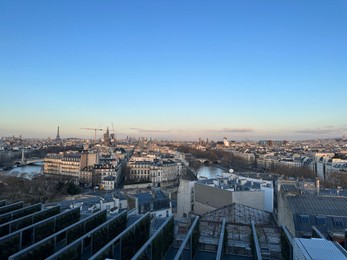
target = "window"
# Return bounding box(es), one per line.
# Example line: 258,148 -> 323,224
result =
333,218 -> 344,227
316,216 -> 326,225
300,215 -> 310,224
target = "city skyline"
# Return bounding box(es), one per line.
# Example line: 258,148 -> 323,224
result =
1,1 -> 346,140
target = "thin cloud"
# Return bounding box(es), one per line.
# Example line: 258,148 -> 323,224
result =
220,128 -> 254,133
296,127 -> 347,135
129,128 -> 170,133
206,128 -> 254,133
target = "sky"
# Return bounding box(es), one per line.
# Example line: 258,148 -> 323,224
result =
0,0 -> 346,141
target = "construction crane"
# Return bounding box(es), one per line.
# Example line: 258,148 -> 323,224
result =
80,128 -> 104,143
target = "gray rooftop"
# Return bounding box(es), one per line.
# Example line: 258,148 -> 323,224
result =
294,238 -> 347,260
136,193 -> 154,204
202,203 -> 274,225
287,195 -> 347,216
281,184 -> 298,193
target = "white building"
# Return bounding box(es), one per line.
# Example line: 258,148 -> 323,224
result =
184,172 -> 274,216
223,137 -> 229,147
177,179 -> 195,218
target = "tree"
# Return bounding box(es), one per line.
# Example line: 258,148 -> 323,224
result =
66,182 -> 80,195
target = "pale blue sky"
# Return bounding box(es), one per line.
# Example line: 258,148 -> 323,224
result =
0,0 -> 346,140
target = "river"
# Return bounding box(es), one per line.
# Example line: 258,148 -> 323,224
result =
2,163 -> 225,181
196,166 -> 225,179
1,162 -> 43,180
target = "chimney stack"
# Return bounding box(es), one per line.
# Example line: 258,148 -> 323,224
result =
316,178 -> 320,195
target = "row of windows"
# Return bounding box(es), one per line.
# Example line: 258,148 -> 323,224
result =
131,170 -> 150,175
299,215 -> 345,227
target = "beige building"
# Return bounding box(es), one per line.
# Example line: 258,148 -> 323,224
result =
44,151 -> 98,180
128,159 -> 179,188
128,161 -> 152,182
101,176 -> 116,190
158,160 -> 179,188
43,153 -> 62,175
93,163 -> 117,186
80,166 -> 94,186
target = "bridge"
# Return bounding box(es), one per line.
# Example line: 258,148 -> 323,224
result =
196,158 -> 211,164
13,149 -> 44,166
196,158 -> 220,164
14,159 -> 44,166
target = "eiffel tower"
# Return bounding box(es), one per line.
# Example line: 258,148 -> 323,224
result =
55,126 -> 61,141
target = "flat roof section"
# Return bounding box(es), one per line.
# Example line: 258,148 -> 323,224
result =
294,238 -> 347,260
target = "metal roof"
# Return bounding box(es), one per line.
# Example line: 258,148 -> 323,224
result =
294,238 -> 347,260
287,195 -> 347,216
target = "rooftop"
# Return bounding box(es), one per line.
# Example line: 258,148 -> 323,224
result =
202,203 -> 274,225
294,238 -> 347,260
287,195 -> 347,216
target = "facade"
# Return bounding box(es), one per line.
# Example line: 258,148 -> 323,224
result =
230,149 -> 256,164
150,160 -> 179,188
101,175 -> 116,190
43,153 -> 62,175
81,163 -> 121,188
80,166 -> 93,186
257,153 -> 314,171
44,151 -> 121,188
59,153 -> 82,179
128,161 -> 152,182
44,152 -> 98,178
92,163 -> 117,187
128,159 -> 179,188
177,179 -> 195,218
193,173 -> 274,215
315,153 -> 347,179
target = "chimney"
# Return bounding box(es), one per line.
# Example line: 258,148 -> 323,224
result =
316,178 -> 320,195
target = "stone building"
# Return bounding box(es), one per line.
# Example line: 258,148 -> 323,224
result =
44,152 -> 98,180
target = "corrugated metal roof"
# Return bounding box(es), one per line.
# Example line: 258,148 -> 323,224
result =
294,238 -> 347,260
287,195 -> 347,216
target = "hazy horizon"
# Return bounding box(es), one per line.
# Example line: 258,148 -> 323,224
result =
1,126 -> 346,143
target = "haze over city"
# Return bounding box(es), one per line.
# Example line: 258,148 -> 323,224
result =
1,1 -> 346,140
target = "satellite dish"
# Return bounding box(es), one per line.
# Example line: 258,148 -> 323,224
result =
229,168 -> 234,173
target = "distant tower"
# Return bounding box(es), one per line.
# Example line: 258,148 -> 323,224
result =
103,127 -> 111,146
55,126 -> 61,141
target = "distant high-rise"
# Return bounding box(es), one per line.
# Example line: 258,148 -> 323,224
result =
55,126 -> 61,141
